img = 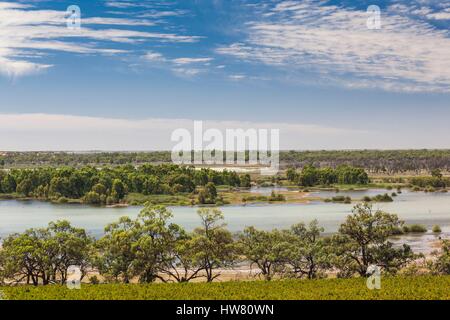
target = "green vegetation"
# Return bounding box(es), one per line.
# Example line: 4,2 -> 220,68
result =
362,193 -> 394,203
286,165 -> 369,187
433,225 -> 442,233
242,191 -> 286,203
1,276 -> 450,300
3,150 -> 450,174
1,203 -> 449,288
325,196 -> 352,204
0,165 -> 250,206
282,149 -> 450,174
403,225 -> 428,233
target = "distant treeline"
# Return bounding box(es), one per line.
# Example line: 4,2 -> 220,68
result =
2,150 -> 450,173
286,165 -> 369,186
0,164 -> 250,205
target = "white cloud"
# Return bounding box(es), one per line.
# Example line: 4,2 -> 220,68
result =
171,67 -> 202,77
229,74 -> 246,81
172,57 -> 213,65
143,51 -> 166,62
0,1 -> 199,78
217,0 -> 450,92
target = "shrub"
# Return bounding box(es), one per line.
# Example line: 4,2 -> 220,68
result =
408,225 -> 428,233
432,225 -> 442,233
391,227 -> 404,235
89,276 -> 100,285
372,194 -> 393,202
56,196 -> 68,204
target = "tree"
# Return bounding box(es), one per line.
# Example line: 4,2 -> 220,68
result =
332,203 -> 416,277
198,182 -> 218,204
286,167 -> 298,183
83,191 -> 103,205
46,220 -> 94,283
429,240 -> 450,275
1,174 -> 16,193
91,183 -> 107,195
299,165 -> 319,187
96,217 -> 139,283
239,227 -> 287,281
191,208 -> 236,282
16,178 -> 33,197
132,205 -> 185,283
0,221 -> 92,286
282,220 -> 330,279
431,168 -> 443,179
111,179 -> 127,201
240,174 -> 251,188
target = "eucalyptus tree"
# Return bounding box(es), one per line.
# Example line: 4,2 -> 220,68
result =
332,203 -> 416,277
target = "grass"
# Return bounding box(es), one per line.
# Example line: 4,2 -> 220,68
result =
126,193 -> 195,206
1,276 -> 449,300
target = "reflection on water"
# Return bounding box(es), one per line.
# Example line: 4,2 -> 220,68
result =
0,189 -> 449,254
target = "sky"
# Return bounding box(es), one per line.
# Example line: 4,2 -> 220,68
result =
0,0 -> 449,151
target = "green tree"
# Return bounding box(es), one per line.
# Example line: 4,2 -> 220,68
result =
111,179 -> 127,201
0,221 -> 92,286
286,167 -> 298,183
96,217 -> 139,283
240,174 -> 251,188
239,227 -> 287,281
332,203 -> 416,277
191,208 -> 236,282
131,205 -> 185,283
429,240 -> 450,275
198,182 -> 218,204
431,168 -> 443,179
16,178 -> 33,196
282,220 -> 330,279
1,174 -> 16,193
299,165 -> 319,187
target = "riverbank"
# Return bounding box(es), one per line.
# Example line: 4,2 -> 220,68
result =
1,276 -> 449,300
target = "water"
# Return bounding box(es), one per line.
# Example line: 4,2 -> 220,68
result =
0,189 -> 449,254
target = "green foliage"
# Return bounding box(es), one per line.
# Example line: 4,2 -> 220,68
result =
403,225 -> 427,233
192,208 -> 237,282
326,196 -> 351,204
294,165 -> 369,187
3,150 -> 450,174
432,225 -> 442,233
238,227 -> 287,281
332,203 -> 416,277
1,276 -> 450,300
429,241 -> 450,275
0,165 -> 248,205
197,182 -> 218,204
282,220 -> 330,279
0,221 -> 93,286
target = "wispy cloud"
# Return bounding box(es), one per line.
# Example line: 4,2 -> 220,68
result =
217,0 -> 450,92
0,1 -> 199,78
141,50 -> 213,77
172,57 -> 213,65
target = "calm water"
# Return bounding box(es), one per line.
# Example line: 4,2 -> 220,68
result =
0,189 -> 449,253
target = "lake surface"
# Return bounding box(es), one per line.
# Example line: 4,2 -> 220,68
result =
0,189 -> 449,254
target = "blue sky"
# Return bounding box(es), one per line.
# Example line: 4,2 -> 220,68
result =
0,0 -> 449,150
